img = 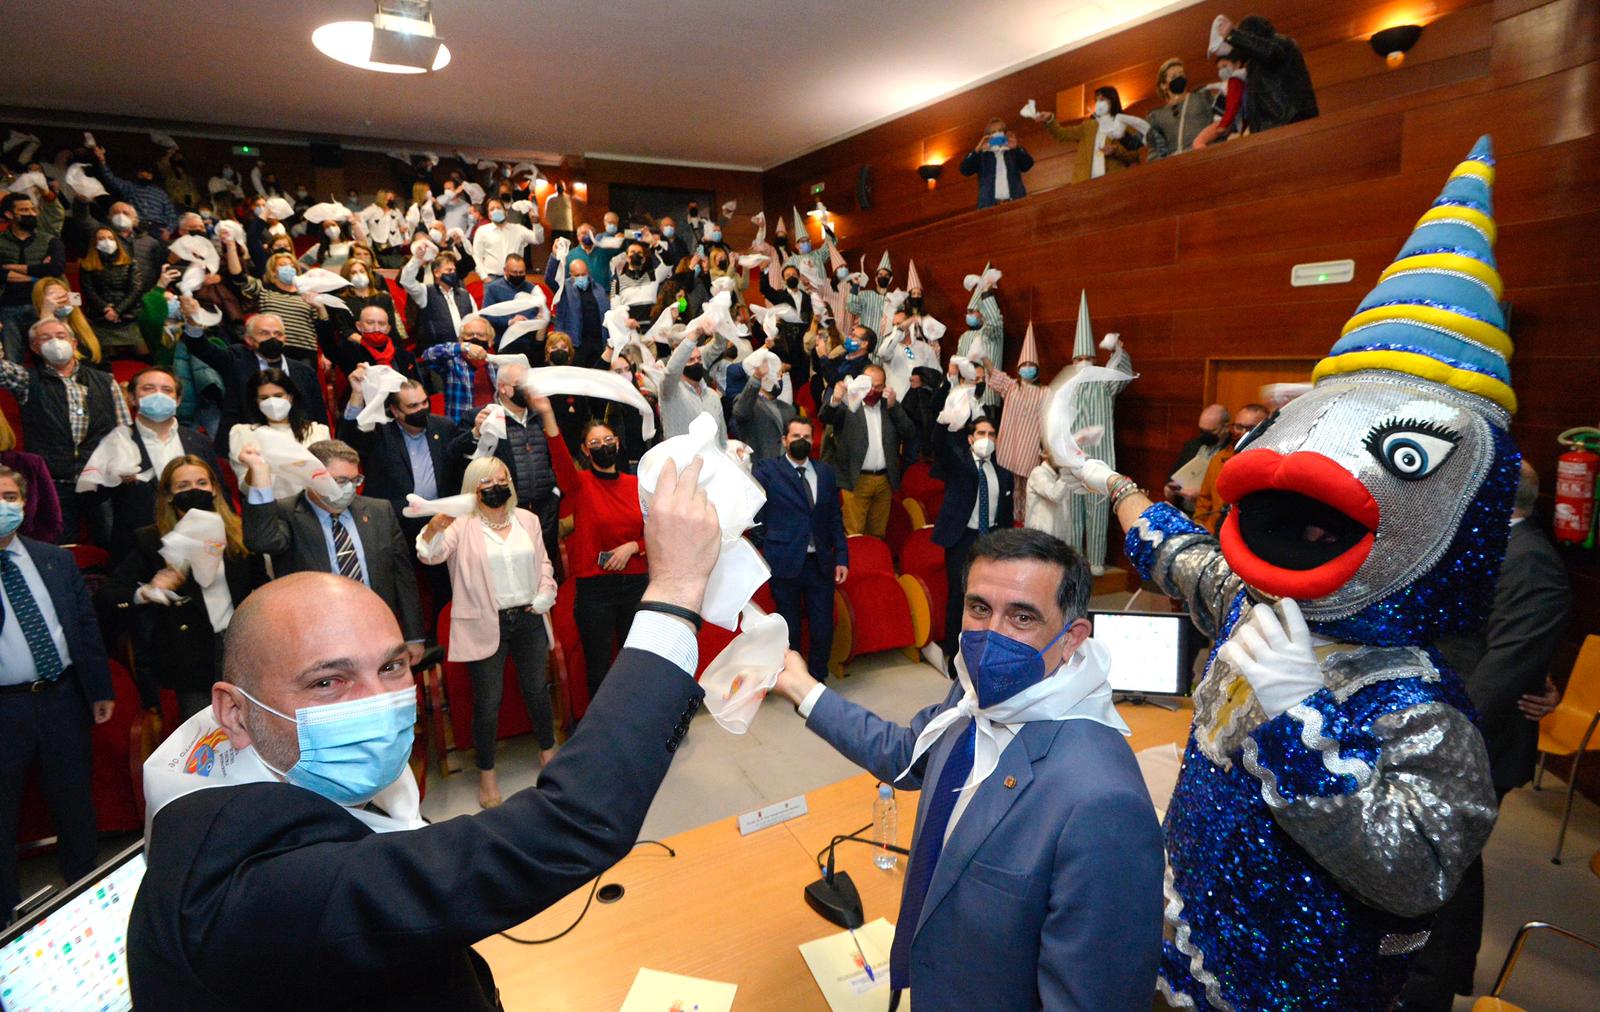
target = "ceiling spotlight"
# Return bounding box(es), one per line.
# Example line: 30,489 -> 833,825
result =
314,1 -> 450,74
1369,24 -> 1423,68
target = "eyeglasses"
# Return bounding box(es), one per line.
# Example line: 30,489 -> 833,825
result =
585,438 -> 619,449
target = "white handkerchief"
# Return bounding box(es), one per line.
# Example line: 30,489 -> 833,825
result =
701,538 -> 771,631
149,131 -> 179,149
6,171 -> 47,195
75,427 -> 142,491
356,364 -> 407,432
1042,365 -> 1138,470
720,200 -> 737,218
474,404 -> 508,459
743,347 -> 782,391
921,315 -> 948,342
844,373 -> 874,412
510,199 -> 534,214
477,290 -> 546,317
246,427 -> 342,499
168,234 -> 220,273
527,366 -> 658,440
486,352 -> 531,372
604,305 -> 635,351
62,164 -> 108,201
159,507 -> 232,632
403,492 -> 480,518
938,384 -> 979,431
294,267 -> 352,311
637,413 -> 766,540
188,303 -> 223,328
736,253 -> 769,269
264,197 -> 294,221
950,355 -> 977,381
462,182 -> 485,204
178,263 -> 209,297
499,317 -> 543,350
748,302 -> 798,342
1019,98 -> 1040,121
214,219 -> 246,246
700,604 -> 789,733
302,201 -> 351,224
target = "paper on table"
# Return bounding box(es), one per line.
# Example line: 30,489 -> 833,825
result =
798,918 -> 899,1011
618,968 -> 736,1012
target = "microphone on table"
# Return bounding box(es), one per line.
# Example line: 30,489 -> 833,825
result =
804,824 -> 911,929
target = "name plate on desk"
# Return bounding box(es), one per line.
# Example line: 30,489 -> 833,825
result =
738,794 -> 808,835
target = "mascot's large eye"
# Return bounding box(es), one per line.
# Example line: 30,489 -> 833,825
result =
1364,421 -> 1460,481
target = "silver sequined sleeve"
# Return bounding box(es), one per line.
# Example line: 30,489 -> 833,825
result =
1144,531 -> 1247,641
1243,700 -> 1497,918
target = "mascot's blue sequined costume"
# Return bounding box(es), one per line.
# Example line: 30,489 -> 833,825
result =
1129,137 -> 1512,1010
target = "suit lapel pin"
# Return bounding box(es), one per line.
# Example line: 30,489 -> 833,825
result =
1003,775 -> 1017,789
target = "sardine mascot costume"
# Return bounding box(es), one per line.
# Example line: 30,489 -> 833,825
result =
1059,136 -> 1512,1010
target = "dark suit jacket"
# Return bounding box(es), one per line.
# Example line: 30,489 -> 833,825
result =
106,424 -> 220,563
180,329 -> 331,452
817,397 -> 913,491
732,382 -> 797,463
1437,521 -> 1571,791
752,456 -> 849,579
337,415 -> 463,524
127,647 -> 705,1010
806,682 -> 1164,1009
958,145 -> 1035,209
99,526 -> 265,691
241,492 -> 424,642
931,430 -> 1015,548
10,537 -> 113,711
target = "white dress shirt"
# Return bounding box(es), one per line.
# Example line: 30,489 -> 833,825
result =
966,455 -> 1001,530
137,420 -> 183,482
472,221 -> 543,279
860,403 -> 886,471
0,538 -> 73,685
991,148 -> 1012,202
483,521 -> 537,609
361,205 -> 409,247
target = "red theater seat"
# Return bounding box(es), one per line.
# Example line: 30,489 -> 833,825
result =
900,526 -> 947,647
837,535 -> 916,660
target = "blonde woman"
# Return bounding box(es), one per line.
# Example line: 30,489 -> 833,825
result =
417,455 -> 558,808
30,276 -> 101,363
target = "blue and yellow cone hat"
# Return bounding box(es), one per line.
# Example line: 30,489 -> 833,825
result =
1312,135 -> 1515,421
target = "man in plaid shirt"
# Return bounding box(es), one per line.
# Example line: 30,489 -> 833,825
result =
0,317 -> 131,543
419,316 -> 501,426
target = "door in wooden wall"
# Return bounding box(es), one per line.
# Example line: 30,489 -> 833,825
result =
1204,357 -> 1318,414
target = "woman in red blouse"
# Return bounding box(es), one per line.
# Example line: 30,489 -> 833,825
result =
535,395 -> 648,697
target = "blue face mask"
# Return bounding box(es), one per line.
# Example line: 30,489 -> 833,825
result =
960,625 -> 1071,708
605,222 -> 618,234
1019,365 -> 1039,381
241,685 -> 416,806
835,266 -> 849,280
707,230 -> 722,243
54,304 -> 74,319
966,313 -> 982,329
490,209 -> 506,223
0,501 -> 22,537
573,275 -> 591,290
797,240 -> 812,254
139,392 -> 178,423
844,338 -> 861,353
275,265 -> 297,286
662,226 -> 675,238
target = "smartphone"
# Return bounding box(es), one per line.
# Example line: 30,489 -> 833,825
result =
69,292 -> 82,307
597,551 -> 613,568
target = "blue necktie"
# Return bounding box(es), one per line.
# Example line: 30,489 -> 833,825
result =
1,551 -> 64,682
889,721 -> 977,991
976,462 -> 991,533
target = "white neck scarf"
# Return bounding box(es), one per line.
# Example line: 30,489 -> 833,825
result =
897,638 -> 1128,794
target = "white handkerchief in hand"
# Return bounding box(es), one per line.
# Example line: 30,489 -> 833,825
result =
486,352 -> 531,372
603,305 -> 635,352
844,373 -> 874,412
477,291 -> 545,317
302,201 -> 351,224
1209,15 -> 1233,57
921,315 -> 947,342
552,236 -> 572,259
188,302 -> 223,328
720,199 -> 737,218
294,267 -> 351,311
356,365 -> 407,431
6,171 -> 47,196
750,211 -> 766,246
462,182 -> 485,204
474,404 -> 508,459
499,317 -> 543,350
264,197 -> 295,221
62,164 -> 108,201
178,263 -> 209,297
743,347 -> 782,391
700,605 -> 790,733
510,199 -> 534,214
1019,98 -> 1040,121
160,508 -> 226,587
76,427 -> 142,491
527,366 -> 657,440
167,234 -> 220,273
1099,332 -> 1120,352
248,427 -> 343,499
214,219 -> 246,246
938,384 -> 978,431
736,253 -> 768,269
149,131 -> 179,149
700,538 -> 771,631
403,492 -> 480,519
82,131 -> 97,148
748,302 -> 797,343
950,355 -> 977,381
1042,365 -> 1138,473
637,413 -> 766,540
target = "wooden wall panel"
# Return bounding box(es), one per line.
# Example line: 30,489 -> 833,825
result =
763,0 -> 1599,683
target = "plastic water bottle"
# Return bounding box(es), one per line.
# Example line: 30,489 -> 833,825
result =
873,784 -> 899,870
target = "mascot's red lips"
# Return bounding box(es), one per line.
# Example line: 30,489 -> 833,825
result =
1215,449 -> 1379,600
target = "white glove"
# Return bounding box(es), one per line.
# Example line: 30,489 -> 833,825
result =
1099,332 -> 1120,352
1219,599 -> 1325,719
1055,450 -> 1116,496
531,589 -> 557,615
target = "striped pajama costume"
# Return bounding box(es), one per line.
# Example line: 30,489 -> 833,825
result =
955,295 -> 1004,407
986,370 -> 1051,520
1062,342 -> 1132,568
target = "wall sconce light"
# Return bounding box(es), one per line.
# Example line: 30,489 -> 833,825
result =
1370,24 -> 1423,68
571,180 -> 589,201
918,163 -> 944,189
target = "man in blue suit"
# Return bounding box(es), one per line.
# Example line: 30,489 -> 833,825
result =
753,418 -> 849,679
773,527 -> 1164,1009
548,257 -> 611,368
0,464 -> 115,925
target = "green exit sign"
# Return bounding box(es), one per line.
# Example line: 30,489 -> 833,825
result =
231,144 -> 260,157
810,182 -> 825,195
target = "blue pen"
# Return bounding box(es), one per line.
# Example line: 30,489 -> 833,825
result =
850,927 -> 875,982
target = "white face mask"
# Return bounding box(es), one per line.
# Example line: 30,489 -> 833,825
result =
95,238 -> 118,255
1217,66 -> 1233,81
972,437 -> 995,461
1094,100 -> 1111,117
259,396 -> 292,422
110,212 -> 133,231
324,226 -> 340,240
349,271 -> 369,288
39,337 -> 75,366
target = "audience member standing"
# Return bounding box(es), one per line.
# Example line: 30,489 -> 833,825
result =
417,455 -> 559,809
455,362 -> 562,573
1213,14 -> 1318,131
958,117 -> 1034,208
1191,403 -> 1267,533
753,417 -> 849,680
1146,58 -> 1216,158
0,193 -> 65,362
178,309 -> 329,452
104,366 -> 219,562
817,365 -> 912,539
0,463 -> 114,925
78,227 -> 146,357
932,418 -> 1014,666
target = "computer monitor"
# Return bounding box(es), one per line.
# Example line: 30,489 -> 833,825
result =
1089,609 -> 1193,698
0,841 -> 145,1012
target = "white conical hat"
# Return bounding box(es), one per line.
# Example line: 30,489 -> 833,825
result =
877,250 -> 892,273
1073,291 -> 1095,358
1019,321 -> 1040,365
906,260 -> 922,291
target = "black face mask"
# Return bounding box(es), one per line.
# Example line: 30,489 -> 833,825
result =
628,254 -> 644,267
1168,75 -> 1188,95
402,407 -> 430,428
876,274 -> 891,290
588,444 -> 619,469
504,274 -> 526,287
507,389 -> 528,408
256,337 -> 285,359
171,489 -> 214,514
786,438 -> 811,462
14,214 -> 37,231
1198,430 -> 1220,446
682,363 -> 706,382
973,382 -> 987,401
438,272 -> 459,288
548,349 -> 571,366
478,485 -> 512,508
784,276 -> 800,290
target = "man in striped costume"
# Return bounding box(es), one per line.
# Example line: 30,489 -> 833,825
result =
1060,291 -> 1131,575
984,321 -> 1051,520
782,206 -> 831,277
955,265 -> 1005,408
846,252 -> 895,343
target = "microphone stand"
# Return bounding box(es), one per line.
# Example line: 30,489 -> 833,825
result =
805,823 -> 911,930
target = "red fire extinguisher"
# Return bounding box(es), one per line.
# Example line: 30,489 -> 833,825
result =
1554,427 -> 1600,547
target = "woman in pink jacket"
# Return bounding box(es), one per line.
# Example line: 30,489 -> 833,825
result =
417,455 -> 558,809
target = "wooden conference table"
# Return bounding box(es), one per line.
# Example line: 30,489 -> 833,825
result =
476,701 -> 1192,1010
